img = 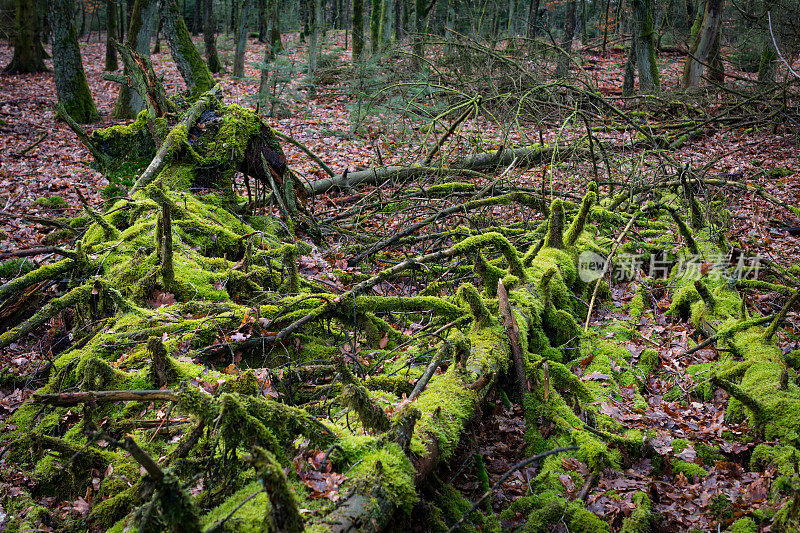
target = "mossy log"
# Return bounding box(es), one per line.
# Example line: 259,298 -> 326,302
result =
6,85 -> 800,532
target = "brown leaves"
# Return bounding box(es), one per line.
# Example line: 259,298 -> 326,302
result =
294,449 -> 347,502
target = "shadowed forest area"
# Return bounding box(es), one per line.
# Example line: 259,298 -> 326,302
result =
1,0 -> 800,531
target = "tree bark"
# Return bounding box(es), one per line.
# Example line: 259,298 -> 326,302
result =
203,0 -> 221,72
49,0 -> 99,123
268,0 -> 283,53
113,0 -> 158,118
308,0 -> 322,99
160,0 -> 216,97
105,0 -> 119,71
555,0 -> 576,78
233,0 -> 249,77
682,0 -> 723,89
353,0 -> 364,60
258,0 -> 267,41
191,0 -> 202,34
370,0 -> 382,53
526,0 -> 540,38
632,0 -> 660,93
5,0 -> 48,73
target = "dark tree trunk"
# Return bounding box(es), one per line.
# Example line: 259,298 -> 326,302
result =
105,0 -> 119,70
370,0 -> 381,53
393,0 -> 401,40
268,0 -> 283,54
203,0 -> 221,72
49,0 -> 99,123
353,0 -> 364,60
258,0 -> 267,42
5,0 -> 48,73
526,0 -> 539,38
113,0 -> 158,118
555,0 -> 576,77
233,0 -> 249,77
160,0 -> 216,97
192,0 -> 202,34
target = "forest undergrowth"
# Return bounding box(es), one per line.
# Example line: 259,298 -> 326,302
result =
0,30 -> 800,533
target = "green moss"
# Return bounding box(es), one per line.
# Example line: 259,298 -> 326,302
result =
729,517 -> 758,533
620,491 -> 654,533
33,196 -> 69,210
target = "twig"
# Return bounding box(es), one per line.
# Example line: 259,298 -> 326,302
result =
275,130 -> 335,177
498,279 -> 529,402
32,389 -> 179,406
584,215 -> 637,331
768,12 -> 800,80
764,289 -> 800,340
423,96 -> 481,166
13,133 -> 48,157
446,447 -> 579,533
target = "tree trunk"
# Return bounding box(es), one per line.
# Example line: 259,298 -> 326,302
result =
105,0 -> 119,70
191,0 -> 201,34
258,0 -> 267,41
4,0 -> 48,73
268,0 -> 283,54
203,0 -> 221,72
307,0 -> 321,100
411,0 -> 433,70
632,0 -> 660,93
49,0 -> 99,123
233,0 -> 249,77
623,32 -> 636,95
113,0 -> 158,118
394,0 -> 403,43
160,0 -> 216,97
554,0 -> 576,78
682,0 -> 723,89
526,0 -> 539,38
353,0 -> 364,60
370,0 -> 382,53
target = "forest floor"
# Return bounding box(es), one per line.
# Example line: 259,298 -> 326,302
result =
1,31 -> 800,532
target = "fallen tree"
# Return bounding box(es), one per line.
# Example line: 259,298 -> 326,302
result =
3,75 -> 800,533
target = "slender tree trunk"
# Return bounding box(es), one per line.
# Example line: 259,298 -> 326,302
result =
192,0 -> 201,34
160,0 -> 216,97
105,0 -> 119,70
5,0 -> 48,73
526,0 -> 539,38
370,0 -> 381,53
268,0 -> 283,53
411,0 -> 433,70
353,0 -> 364,60
555,0 -> 576,77
113,0 -> 158,118
203,0 -> 221,72
623,32 -> 636,95
258,0 -> 267,41
49,0 -> 99,122
580,0 -> 587,45
233,0 -> 249,77
682,0 -> 722,89
601,0 -> 610,55
393,0 -> 401,40
308,0 -> 321,99
632,0 -> 660,93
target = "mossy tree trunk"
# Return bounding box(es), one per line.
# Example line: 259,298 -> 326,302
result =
159,0 -> 216,98
4,0 -> 48,73
113,0 -> 158,118
370,0 -> 383,53
307,0 -> 322,99
554,0 -> 576,78
49,0 -> 99,123
268,0 -> 283,54
632,0 -> 660,93
202,0 -> 221,73
353,0 -> 364,60
682,0 -> 723,89
105,0 -> 119,71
